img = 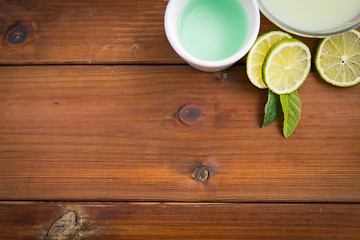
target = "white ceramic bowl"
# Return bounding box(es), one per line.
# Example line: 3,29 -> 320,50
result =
164,0 -> 260,72
257,0 -> 360,38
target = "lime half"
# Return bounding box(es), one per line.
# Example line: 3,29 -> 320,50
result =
262,39 -> 311,95
246,31 -> 292,89
315,30 -> 360,87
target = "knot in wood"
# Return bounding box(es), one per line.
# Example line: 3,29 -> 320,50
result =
5,25 -> 28,45
194,166 -> 209,182
221,72 -> 228,80
46,211 -> 79,240
180,107 -> 202,123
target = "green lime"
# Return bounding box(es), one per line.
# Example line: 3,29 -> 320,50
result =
246,31 -> 292,89
262,39 -> 311,95
315,30 -> 360,87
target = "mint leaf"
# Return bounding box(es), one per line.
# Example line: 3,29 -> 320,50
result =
262,89 -> 283,127
280,91 -> 301,138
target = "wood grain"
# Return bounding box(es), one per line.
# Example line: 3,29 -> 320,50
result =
0,202 -> 359,240
0,0 -> 350,65
1,0 -> 359,238
0,65 -> 359,202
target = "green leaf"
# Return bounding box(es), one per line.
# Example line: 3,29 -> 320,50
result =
262,89 -> 283,127
280,91 -> 301,138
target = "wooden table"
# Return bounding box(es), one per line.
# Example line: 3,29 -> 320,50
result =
0,0 -> 359,239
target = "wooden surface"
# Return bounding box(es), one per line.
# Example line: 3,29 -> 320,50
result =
0,65 -> 359,202
1,202 -> 360,240
0,0 -> 360,239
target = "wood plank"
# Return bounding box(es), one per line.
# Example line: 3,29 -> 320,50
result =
0,0 -> 351,65
0,0 -> 174,64
0,202 -> 359,240
0,65 -> 359,202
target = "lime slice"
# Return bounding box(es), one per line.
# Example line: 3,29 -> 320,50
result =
246,31 -> 292,89
315,30 -> 360,87
262,39 -> 311,95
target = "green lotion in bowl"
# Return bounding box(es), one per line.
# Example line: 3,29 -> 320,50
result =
179,0 -> 248,61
